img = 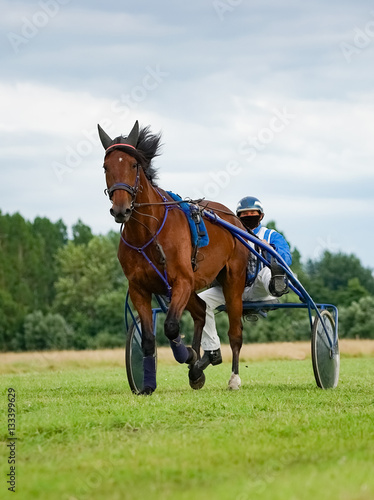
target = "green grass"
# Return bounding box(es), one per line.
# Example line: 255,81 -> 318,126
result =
1,356 -> 374,500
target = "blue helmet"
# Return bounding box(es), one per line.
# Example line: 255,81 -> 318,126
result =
236,196 -> 264,216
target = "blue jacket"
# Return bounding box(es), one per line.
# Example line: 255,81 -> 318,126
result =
253,224 -> 292,266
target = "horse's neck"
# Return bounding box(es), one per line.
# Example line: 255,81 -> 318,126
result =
123,169 -> 166,246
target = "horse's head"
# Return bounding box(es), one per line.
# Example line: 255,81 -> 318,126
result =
98,121 -> 140,223
98,121 -> 162,224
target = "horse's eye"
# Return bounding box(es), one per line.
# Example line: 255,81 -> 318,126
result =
103,165 -> 107,172
132,162 -> 138,169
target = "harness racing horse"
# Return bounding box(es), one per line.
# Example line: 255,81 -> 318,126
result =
98,121 -> 249,394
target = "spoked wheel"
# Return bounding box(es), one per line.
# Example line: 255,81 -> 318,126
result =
311,310 -> 339,389
125,316 -> 157,394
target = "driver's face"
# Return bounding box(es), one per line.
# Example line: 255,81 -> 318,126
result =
238,210 -> 264,230
239,210 -> 261,217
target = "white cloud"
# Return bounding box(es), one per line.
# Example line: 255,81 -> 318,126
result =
1,0 -> 374,269
0,81 -> 106,134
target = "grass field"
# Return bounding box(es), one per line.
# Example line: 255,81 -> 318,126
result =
1,343 -> 374,500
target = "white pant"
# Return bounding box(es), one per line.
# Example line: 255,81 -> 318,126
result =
199,267 -> 273,351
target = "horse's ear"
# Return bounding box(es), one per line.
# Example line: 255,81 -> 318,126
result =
97,124 -> 113,150
126,120 -> 139,147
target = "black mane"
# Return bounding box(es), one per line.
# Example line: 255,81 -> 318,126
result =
134,126 -> 162,185
108,124 -> 162,186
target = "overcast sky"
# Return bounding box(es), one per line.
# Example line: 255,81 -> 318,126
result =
1,0 -> 374,268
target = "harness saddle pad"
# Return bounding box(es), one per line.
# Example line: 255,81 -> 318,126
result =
166,191 -> 209,248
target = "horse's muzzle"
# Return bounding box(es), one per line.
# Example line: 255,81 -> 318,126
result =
110,207 -> 132,224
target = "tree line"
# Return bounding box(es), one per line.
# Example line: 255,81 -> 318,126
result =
1,210 -> 374,352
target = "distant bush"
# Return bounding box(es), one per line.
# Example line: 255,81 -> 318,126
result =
339,296 -> 374,339
24,311 -> 74,351
87,331 -> 125,349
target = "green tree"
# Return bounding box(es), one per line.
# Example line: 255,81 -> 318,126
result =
0,212 -> 38,308
24,311 -> 74,351
0,211 -> 67,349
335,277 -> 370,307
303,251 -> 374,305
339,296 -> 374,339
0,211 -> 67,312
32,217 -> 68,307
0,289 -> 26,351
72,219 -> 93,245
53,235 -> 127,347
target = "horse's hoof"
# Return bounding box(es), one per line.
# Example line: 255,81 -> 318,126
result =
189,371 -> 206,390
188,364 -> 206,390
228,373 -> 241,390
138,386 -> 155,396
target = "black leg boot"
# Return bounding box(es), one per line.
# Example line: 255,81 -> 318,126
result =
269,257 -> 289,297
188,348 -> 222,390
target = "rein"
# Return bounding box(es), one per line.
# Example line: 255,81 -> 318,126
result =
133,198 -> 235,218
105,154 -> 242,298
119,192 -> 246,297
119,188 -> 177,299
104,158 -> 178,299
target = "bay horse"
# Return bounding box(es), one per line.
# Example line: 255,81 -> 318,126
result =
98,120 -> 249,394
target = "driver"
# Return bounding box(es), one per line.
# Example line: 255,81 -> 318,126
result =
198,196 -> 292,367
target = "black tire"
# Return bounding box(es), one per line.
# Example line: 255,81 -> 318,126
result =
311,310 -> 339,389
125,316 -> 157,394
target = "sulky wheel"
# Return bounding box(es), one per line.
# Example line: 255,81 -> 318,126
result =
125,316 -> 157,394
311,310 -> 339,389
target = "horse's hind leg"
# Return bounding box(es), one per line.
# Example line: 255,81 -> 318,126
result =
222,281 -> 245,390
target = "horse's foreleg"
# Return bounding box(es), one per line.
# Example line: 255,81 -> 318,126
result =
185,292 -> 207,390
164,280 -> 196,365
129,286 -> 156,395
186,292 -> 206,358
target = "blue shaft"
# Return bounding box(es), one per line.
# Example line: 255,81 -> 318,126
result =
202,210 -> 336,347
